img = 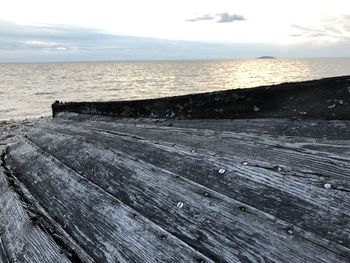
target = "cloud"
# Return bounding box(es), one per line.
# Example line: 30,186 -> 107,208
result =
216,13 -> 246,23
1,17 -> 350,62
0,21 -> 130,53
187,13 -> 245,23
0,20 -> 249,62
186,14 -> 215,22
290,15 -> 350,41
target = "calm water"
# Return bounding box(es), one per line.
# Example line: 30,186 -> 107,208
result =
1,58 -> 350,120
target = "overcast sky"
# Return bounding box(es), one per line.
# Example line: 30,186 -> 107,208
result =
1,0 -> 350,62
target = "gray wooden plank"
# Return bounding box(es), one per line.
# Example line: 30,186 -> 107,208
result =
5,140 -> 215,263
119,120 -> 350,161
0,166 -> 71,263
26,124 -> 350,261
46,118 -> 350,203
56,113 -> 350,141
63,113 -> 350,143
151,118 -> 350,157
155,118 -> 350,141
66,117 -> 350,179
56,114 -> 350,166
41,120 -> 350,246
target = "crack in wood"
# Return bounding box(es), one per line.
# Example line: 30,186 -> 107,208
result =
0,237 -> 10,263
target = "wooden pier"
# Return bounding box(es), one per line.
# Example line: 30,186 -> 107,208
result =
1,76 -> 350,262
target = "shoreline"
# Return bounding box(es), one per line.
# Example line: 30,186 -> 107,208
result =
0,117 -> 48,152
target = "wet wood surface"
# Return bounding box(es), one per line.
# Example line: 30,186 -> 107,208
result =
1,113 -> 349,263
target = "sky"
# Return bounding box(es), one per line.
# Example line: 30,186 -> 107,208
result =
0,0 -> 350,62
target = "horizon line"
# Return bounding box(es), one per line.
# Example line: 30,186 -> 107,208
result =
1,56 -> 350,64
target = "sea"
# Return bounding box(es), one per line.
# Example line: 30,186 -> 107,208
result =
1,58 -> 350,120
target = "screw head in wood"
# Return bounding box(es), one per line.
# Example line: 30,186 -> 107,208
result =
239,206 -> 246,212
323,183 -> 332,189
242,161 -> 249,166
287,229 -> 293,235
177,201 -> 184,209
275,166 -> 282,172
218,168 -> 226,174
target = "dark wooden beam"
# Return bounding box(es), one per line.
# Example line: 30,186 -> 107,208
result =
52,76 -> 350,120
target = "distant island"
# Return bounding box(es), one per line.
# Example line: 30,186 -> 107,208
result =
257,56 -> 276,59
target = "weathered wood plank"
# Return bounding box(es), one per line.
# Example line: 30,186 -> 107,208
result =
5,141 -> 214,263
40,119 -> 350,203
58,113 -> 350,141
56,114 -> 350,163
0,166 -> 71,263
24,128 -> 350,262
67,118 -> 350,179
154,118 -> 350,141
28,122 -> 350,259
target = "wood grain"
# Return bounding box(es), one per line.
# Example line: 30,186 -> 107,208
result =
5,141 -> 214,263
0,166 -> 71,263
2,108 -> 350,262
24,128 -> 350,262
19,117 -> 349,261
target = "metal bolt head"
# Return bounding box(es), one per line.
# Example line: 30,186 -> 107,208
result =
323,183 -> 332,189
177,201 -> 184,209
239,206 -> 246,212
218,168 -> 226,174
275,166 -> 282,172
287,229 -> 293,235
